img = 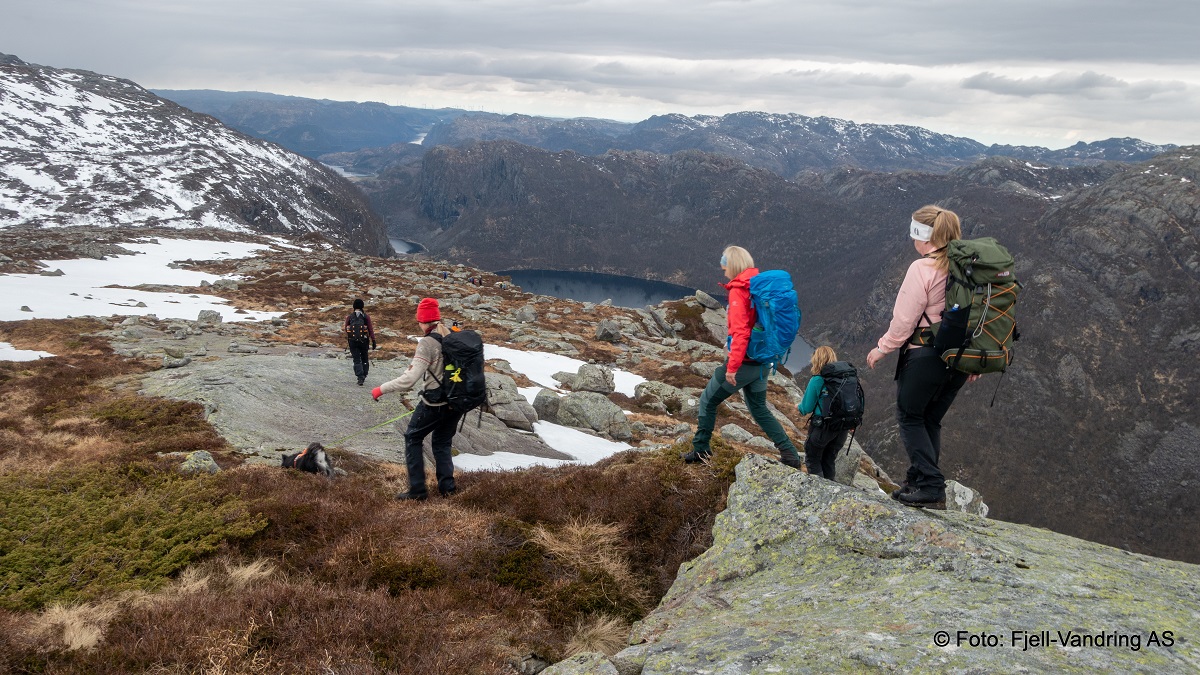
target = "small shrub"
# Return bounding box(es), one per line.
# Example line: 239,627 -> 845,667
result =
0,467 -> 266,611
484,542 -> 550,593
544,570 -> 644,626
91,397 -> 227,455
369,555 -> 446,595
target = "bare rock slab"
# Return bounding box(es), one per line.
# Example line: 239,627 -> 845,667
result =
609,453 -> 1199,674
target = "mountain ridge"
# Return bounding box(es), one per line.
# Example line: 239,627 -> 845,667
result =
152,88 -> 1177,176
0,55 -> 390,256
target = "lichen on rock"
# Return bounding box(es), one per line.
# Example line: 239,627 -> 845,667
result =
555,453 -> 1200,674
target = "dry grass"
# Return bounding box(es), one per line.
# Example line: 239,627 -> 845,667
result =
26,602 -> 123,652
564,614 -> 630,657
531,518 -> 645,601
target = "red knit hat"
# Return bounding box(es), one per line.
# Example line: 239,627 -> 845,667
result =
416,297 -> 441,323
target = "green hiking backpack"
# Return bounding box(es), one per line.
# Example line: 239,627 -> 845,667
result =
912,237 -> 1021,374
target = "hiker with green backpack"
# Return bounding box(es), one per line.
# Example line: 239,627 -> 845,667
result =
681,245 -> 805,470
866,205 -> 1020,509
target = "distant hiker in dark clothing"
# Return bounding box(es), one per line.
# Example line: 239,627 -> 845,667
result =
866,205 -> 978,508
343,298 -> 376,386
372,297 -> 459,501
682,246 -> 804,469
797,346 -> 851,480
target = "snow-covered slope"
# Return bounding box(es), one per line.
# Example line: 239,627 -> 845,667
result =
0,54 -> 390,255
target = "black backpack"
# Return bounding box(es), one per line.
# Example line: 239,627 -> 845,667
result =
813,361 -> 864,433
346,311 -> 370,343
431,329 -> 487,414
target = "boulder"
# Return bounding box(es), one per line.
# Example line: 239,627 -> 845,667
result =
556,391 -> 632,440
514,305 -> 538,323
946,479 -> 990,517
700,308 -> 727,345
178,450 -> 220,475
634,381 -> 688,413
551,371 -> 578,389
608,454 -> 1200,674
595,319 -> 622,342
484,373 -> 538,432
532,388 -> 561,424
573,364 -> 615,394
197,309 -> 222,324
719,423 -> 754,443
694,290 -> 723,310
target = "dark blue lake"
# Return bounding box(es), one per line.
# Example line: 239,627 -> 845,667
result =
499,269 -> 815,371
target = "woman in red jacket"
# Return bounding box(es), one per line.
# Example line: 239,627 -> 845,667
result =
681,246 -> 804,469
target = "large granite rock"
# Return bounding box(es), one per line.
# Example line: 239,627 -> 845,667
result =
573,363 -> 616,394
485,372 -> 539,431
556,391 -> 633,440
533,388 -> 562,424
557,454 -> 1199,674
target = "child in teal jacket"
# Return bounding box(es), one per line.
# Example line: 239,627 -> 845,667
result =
798,346 -> 851,480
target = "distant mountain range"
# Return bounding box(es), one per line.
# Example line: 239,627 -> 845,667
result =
155,90 -> 1176,176
1,56 -> 390,255
153,89 -> 468,158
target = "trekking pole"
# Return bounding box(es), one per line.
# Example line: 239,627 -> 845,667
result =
330,408 -> 415,446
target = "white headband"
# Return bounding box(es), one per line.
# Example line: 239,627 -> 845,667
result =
910,219 -> 933,242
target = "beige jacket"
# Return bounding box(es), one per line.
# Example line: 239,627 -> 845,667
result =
378,323 -> 450,405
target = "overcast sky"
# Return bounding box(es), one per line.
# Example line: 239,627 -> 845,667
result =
4,0 -> 1199,148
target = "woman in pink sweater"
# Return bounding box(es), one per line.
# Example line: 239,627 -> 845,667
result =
865,205 -> 973,508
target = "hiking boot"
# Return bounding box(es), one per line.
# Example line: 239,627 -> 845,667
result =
890,482 -> 914,500
896,486 -> 945,509
357,376 -> 365,386
395,491 -> 428,501
680,449 -> 711,464
780,454 -> 803,470
439,488 -> 457,498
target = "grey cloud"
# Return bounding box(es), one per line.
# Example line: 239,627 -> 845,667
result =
963,71 -> 1188,100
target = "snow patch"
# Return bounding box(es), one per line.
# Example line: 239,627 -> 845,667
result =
0,238 -> 281,322
0,342 -> 54,361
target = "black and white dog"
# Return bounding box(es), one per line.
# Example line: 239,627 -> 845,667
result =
281,442 -> 334,477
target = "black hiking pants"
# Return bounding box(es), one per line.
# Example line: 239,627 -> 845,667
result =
895,347 -> 968,493
804,424 -> 849,481
403,401 -> 462,496
348,339 -> 370,380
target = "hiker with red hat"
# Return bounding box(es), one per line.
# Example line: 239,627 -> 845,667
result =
372,297 -> 460,500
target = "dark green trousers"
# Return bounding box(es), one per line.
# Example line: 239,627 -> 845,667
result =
691,361 -> 801,462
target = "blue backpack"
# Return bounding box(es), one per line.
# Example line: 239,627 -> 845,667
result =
744,270 -> 801,369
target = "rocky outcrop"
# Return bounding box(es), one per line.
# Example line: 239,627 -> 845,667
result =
137,353 -> 565,464
553,454 -> 1199,674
